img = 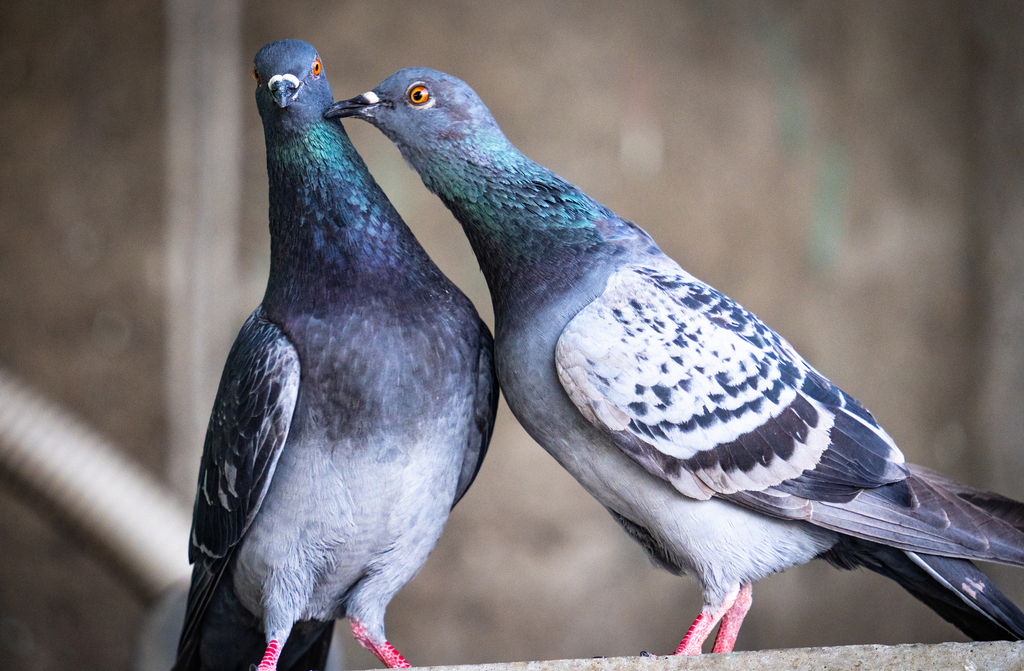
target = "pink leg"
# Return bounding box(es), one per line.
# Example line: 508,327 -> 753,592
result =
673,610 -> 723,655
351,620 -> 411,668
673,583 -> 743,655
255,639 -> 282,670
712,582 -> 752,653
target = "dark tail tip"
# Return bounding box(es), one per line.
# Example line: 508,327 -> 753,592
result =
823,537 -> 1024,640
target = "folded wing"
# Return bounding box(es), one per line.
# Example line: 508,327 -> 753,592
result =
555,263 -> 1024,565
174,306 -> 300,667
556,264 -> 905,501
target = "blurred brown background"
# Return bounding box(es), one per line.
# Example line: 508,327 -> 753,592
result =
3,1 -> 1024,669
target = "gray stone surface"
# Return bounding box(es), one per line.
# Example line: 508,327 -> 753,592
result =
399,642 -> 1024,671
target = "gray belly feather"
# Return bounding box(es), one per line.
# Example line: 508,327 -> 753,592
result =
233,359 -> 470,629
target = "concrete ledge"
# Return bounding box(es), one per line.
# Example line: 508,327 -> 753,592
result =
397,641 -> 1024,671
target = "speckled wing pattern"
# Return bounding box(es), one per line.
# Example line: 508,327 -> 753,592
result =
178,305 -> 300,657
555,264 -> 907,502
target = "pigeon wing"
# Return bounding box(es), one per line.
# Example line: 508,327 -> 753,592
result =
453,323 -> 498,507
555,264 -> 907,501
729,465 -> 1024,564
175,306 -> 300,664
555,264 -> 1024,564
189,305 -> 300,561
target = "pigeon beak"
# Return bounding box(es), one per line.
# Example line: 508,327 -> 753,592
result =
324,91 -> 380,120
268,73 -> 302,108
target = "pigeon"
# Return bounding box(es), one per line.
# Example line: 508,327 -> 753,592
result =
172,47 -> 498,671
326,68 -> 1024,654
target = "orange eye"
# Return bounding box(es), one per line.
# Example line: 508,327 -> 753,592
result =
312,57 -> 322,77
408,85 -> 430,105
252,66 -> 260,83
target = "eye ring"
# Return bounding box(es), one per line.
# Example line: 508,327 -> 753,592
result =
252,66 -> 261,83
407,84 -> 431,106
312,57 -> 322,77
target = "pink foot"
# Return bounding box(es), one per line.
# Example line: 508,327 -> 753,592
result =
351,620 -> 411,668
673,582 -> 752,655
712,582 -> 752,653
674,611 -> 720,655
255,639 -> 281,670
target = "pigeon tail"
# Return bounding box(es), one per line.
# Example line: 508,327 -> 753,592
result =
910,464 -> 1024,533
281,625 -> 334,671
822,538 -> 1024,641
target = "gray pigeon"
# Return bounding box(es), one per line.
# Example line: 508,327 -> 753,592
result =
326,68 -> 1024,654
172,48 -> 497,671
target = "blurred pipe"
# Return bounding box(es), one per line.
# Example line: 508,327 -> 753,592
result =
0,367 -> 192,598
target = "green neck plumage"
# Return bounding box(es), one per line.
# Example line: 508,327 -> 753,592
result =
263,120 -> 429,309
430,144 -> 609,252
266,121 -> 383,234
412,142 -> 622,316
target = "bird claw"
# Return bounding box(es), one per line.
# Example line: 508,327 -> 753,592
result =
640,651 -> 658,658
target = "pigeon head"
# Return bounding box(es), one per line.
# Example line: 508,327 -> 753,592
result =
254,39 -> 333,131
325,67 -> 511,175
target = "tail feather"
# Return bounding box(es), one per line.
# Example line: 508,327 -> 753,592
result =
732,466 -> 1024,566
282,623 -> 334,671
171,559 -> 227,671
905,551 -> 1024,640
823,537 -> 1024,641
909,465 -> 1024,532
